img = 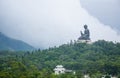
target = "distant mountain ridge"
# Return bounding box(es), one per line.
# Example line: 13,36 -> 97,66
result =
0,32 -> 35,51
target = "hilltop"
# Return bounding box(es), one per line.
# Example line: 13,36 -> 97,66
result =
0,40 -> 120,77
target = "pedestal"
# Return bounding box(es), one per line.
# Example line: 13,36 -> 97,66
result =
77,39 -> 92,44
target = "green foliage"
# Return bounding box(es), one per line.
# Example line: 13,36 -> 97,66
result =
105,75 -> 111,78
0,40 -> 120,77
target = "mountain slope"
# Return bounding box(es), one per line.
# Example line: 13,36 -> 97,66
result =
0,32 -> 35,51
0,40 -> 120,77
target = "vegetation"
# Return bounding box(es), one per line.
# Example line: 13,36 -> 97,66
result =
0,40 -> 120,78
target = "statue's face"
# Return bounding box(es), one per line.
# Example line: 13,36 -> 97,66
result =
84,25 -> 87,29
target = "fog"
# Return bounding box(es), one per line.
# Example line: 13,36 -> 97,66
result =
80,0 -> 120,34
0,0 -> 120,48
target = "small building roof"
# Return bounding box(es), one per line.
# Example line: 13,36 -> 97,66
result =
56,65 -> 63,68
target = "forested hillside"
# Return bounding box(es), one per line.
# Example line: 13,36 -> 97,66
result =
0,40 -> 120,78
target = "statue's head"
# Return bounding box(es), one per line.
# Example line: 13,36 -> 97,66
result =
84,25 -> 88,29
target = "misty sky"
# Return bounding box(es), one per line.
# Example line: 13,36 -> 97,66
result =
0,0 -> 120,48
80,0 -> 120,34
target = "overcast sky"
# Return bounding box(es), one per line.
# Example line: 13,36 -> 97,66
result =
80,0 -> 120,34
0,0 -> 120,49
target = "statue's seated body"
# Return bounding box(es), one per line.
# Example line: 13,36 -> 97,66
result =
78,25 -> 90,40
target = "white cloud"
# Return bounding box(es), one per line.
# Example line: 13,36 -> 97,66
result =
0,0 -> 120,48
80,0 -> 120,33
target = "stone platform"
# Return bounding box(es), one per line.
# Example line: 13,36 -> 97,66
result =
77,40 -> 92,44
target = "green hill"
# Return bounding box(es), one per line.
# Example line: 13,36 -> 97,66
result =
0,40 -> 120,78
0,32 -> 35,51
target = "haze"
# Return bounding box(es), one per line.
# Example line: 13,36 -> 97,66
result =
80,0 -> 120,34
0,0 -> 120,49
